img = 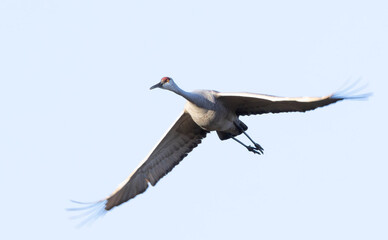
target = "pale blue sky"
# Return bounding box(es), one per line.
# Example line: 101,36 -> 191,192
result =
1,0 -> 387,239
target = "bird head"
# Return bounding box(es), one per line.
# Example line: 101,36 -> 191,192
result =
150,77 -> 177,91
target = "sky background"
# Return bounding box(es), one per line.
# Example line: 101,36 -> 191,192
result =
1,0 -> 387,239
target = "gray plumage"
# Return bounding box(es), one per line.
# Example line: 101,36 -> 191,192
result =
70,77 -> 370,218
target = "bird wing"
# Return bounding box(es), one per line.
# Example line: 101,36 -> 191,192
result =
104,111 -> 208,211
216,92 -> 348,116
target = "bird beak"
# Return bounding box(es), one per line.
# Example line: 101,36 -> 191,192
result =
150,82 -> 163,90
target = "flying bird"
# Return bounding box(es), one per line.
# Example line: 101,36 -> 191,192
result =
69,77 -> 370,221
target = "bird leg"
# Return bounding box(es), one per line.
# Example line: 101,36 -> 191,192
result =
234,122 -> 264,154
232,137 -> 262,155
241,131 -> 264,154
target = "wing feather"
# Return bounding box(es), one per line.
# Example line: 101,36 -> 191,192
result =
104,111 -> 208,211
217,92 -> 344,116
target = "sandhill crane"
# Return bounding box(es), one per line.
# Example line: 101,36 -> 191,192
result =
69,77 -> 370,221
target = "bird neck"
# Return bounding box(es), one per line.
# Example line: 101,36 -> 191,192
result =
170,85 -> 207,108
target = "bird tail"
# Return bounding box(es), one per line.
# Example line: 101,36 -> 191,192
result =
216,120 -> 248,140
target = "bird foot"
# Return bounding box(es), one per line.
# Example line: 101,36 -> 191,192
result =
247,146 -> 262,155
254,143 -> 264,154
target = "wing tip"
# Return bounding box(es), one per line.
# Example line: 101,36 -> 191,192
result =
332,79 -> 372,101
67,199 -> 107,227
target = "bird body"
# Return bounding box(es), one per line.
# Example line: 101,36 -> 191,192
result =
160,79 -> 243,136
184,90 -> 239,134
70,77 -> 370,220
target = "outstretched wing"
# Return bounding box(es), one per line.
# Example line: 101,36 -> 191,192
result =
216,85 -> 370,116
103,111 -> 208,210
